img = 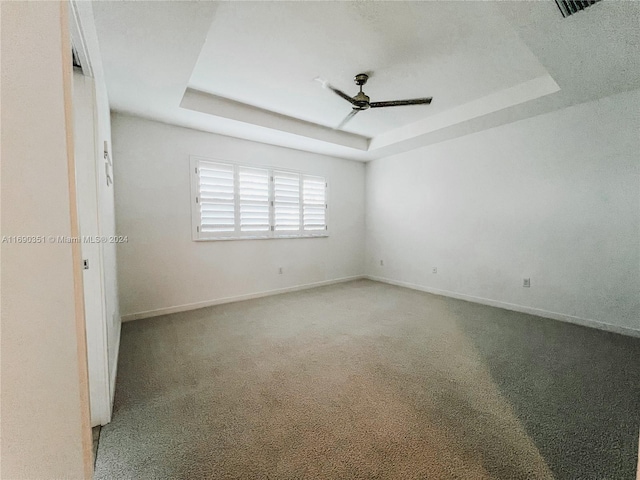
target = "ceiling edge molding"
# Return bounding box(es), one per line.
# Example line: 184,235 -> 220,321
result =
369,74 -> 560,151
180,88 -> 369,151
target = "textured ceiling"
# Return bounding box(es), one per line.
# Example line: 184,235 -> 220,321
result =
92,1 -> 640,161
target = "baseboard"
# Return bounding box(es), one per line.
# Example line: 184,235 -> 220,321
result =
365,275 -> 640,338
121,275 -> 366,322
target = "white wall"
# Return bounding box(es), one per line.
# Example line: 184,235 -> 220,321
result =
366,89 -> 640,334
112,113 -> 365,319
1,1 -> 92,477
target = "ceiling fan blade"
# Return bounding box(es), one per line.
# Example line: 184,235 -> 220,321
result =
369,97 -> 433,108
315,76 -> 356,105
314,76 -> 329,88
336,109 -> 359,129
328,85 -> 357,105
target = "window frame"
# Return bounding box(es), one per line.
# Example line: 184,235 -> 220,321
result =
190,155 -> 329,241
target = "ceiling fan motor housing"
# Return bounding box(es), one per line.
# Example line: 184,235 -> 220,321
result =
353,91 -> 370,109
353,74 -> 371,109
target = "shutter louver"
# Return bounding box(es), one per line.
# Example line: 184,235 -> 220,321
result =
239,166 -> 270,232
274,171 -> 301,231
197,161 -> 235,233
192,156 -> 327,240
303,176 -> 326,231
554,0 -> 601,17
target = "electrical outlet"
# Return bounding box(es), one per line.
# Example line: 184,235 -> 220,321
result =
278,267 -> 283,274
380,260 -> 384,266
432,267 -> 437,274
523,278 -> 531,287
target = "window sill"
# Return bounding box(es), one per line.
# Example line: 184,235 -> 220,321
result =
194,234 -> 329,242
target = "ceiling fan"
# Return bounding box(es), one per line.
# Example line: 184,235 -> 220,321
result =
316,73 -> 433,130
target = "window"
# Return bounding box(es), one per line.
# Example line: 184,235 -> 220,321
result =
191,156 -> 328,240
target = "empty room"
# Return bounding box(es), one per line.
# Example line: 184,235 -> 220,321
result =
2,0 -> 639,479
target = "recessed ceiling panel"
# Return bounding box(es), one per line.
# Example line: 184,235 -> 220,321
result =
189,2 -> 549,137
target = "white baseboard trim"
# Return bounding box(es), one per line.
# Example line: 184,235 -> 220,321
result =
121,275 -> 366,322
365,275 -> 640,338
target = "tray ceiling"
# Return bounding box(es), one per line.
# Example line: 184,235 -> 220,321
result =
92,1 -> 640,161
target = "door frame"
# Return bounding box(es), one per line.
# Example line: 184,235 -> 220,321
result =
70,0 -> 112,426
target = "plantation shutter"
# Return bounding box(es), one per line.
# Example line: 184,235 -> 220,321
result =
197,161 -> 235,234
273,171 -> 301,232
238,166 -> 270,233
192,156 -> 328,240
302,175 -> 326,231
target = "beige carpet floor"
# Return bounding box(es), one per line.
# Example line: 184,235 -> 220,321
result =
95,280 -> 640,479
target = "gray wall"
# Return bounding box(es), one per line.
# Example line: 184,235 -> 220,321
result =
365,89 -> 640,334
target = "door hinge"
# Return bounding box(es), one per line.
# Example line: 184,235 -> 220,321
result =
83,259 -> 89,270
